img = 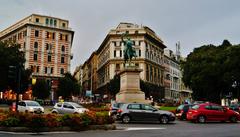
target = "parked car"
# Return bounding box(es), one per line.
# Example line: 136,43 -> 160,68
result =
176,104 -> 193,120
229,103 -> 240,113
18,100 -> 44,114
187,103 -> 240,123
117,103 -> 175,124
51,102 -> 88,114
109,102 -> 124,120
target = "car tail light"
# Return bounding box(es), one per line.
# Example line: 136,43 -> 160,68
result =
117,109 -> 122,113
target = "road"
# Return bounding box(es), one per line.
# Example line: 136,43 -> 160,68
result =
0,120 -> 239,137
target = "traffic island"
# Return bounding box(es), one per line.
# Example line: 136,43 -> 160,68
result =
0,111 -> 116,132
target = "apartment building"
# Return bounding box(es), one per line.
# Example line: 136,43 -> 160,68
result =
0,14 -> 74,99
82,23 -> 167,99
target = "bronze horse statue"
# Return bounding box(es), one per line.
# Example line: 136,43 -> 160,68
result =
121,34 -> 137,65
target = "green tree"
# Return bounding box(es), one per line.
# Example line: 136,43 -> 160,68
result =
32,79 -> 50,99
107,74 -> 120,96
182,40 -> 240,103
0,41 -> 31,93
140,80 -> 164,101
56,73 -> 81,99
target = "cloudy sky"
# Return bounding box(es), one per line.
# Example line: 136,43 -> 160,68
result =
1,0 -> 240,72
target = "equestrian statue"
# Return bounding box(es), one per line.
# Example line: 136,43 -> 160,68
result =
121,32 -> 137,65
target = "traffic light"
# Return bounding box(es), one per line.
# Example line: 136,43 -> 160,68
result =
8,65 -> 17,82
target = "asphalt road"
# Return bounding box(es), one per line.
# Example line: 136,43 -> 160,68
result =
0,120 -> 239,137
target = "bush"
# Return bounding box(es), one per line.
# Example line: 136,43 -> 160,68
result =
1,117 -> 20,127
27,114 -> 46,128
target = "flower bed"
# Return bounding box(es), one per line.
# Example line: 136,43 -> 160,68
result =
0,110 -> 115,132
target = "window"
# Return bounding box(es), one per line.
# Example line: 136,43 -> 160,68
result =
128,104 -> 141,110
60,68 -> 64,74
139,50 -> 141,57
45,67 -> 47,74
61,45 -> 65,52
61,57 -> 65,63
211,105 -> 223,111
35,18 -> 39,23
135,30 -> 138,34
48,55 -> 51,62
114,50 -> 116,57
34,53 -> 38,61
51,67 -> 53,74
65,35 -> 68,41
34,42 -> 38,49
57,103 -> 62,107
62,23 -> 66,27
46,31 -> 49,38
120,50 -> 122,57
142,104 -> 155,111
35,30 -> 39,37
37,66 -> 39,73
60,34 -> 63,40
46,43 -> 49,50
46,18 -> 49,25
54,20 -> 57,26
50,18 -> 53,25
113,41 -> 116,46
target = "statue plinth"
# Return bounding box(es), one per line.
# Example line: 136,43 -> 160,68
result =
116,66 -> 148,103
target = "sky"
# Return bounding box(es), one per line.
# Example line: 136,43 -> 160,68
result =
1,0 -> 240,73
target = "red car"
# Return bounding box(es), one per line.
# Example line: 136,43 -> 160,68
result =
187,103 -> 240,123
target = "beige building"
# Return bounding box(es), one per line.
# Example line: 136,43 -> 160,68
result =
93,23 -> 166,100
0,14 -> 74,99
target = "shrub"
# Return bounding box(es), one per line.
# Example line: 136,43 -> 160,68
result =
1,117 -> 20,127
44,114 -> 61,127
27,114 -> 46,128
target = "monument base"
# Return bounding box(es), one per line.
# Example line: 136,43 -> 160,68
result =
116,91 -> 147,103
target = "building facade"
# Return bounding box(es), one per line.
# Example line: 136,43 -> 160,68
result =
164,49 -> 181,102
0,14 -> 74,99
84,23 -> 167,100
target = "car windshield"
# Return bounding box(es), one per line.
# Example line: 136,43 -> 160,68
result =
26,101 -> 40,106
192,105 -> 199,110
70,102 -> 83,108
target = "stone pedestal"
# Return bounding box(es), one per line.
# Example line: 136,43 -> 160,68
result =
116,66 -> 147,103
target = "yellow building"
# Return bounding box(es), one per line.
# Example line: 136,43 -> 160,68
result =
0,14 -> 74,99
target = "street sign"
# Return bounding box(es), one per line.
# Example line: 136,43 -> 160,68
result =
86,90 -> 92,97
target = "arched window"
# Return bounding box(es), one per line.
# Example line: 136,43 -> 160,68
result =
61,45 -> 65,52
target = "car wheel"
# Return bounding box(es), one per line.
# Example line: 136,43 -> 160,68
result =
229,116 -> 237,123
160,115 -> 169,124
197,115 -> 206,123
122,115 -> 131,124
52,111 -> 58,114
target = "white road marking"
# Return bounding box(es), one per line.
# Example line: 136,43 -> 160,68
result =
125,127 -> 166,131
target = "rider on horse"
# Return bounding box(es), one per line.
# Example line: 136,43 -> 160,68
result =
121,33 -> 137,64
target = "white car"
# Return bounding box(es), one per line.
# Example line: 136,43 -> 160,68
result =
18,100 -> 44,114
52,102 -> 88,114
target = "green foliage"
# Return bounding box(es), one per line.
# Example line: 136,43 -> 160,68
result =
28,115 -> 46,128
182,40 -> 240,103
0,41 -> 30,92
1,117 -> 20,127
32,79 -> 50,99
56,73 -> 81,99
140,80 -> 165,101
107,74 -> 120,96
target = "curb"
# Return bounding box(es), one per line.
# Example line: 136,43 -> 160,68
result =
0,124 -> 116,132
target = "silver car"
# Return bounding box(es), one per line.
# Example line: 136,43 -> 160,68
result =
18,100 -> 44,114
51,102 -> 88,114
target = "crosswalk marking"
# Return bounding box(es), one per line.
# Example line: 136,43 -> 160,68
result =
125,127 -> 166,131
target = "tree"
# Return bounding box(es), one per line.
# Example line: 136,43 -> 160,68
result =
56,73 -> 81,99
182,40 -> 240,103
32,79 -> 50,99
140,80 -> 165,101
0,41 -> 31,93
107,74 -> 120,96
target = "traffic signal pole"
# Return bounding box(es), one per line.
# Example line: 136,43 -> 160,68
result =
16,66 -> 21,113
